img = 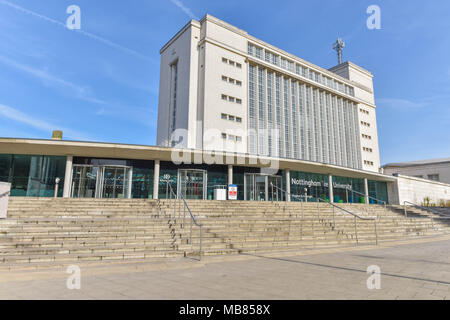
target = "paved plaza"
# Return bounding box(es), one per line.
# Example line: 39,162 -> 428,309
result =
0,236 -> 449,300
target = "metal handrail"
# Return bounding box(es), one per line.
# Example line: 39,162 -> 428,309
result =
0,191 -> 10,198
403,201 -> 450,219
345,188 -> 386,208
165,181 -> 203,260
271,183 -> 378,245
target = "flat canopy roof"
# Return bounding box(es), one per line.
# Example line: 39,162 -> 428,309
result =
383,158 -> 450,168
0,138 -> 396,182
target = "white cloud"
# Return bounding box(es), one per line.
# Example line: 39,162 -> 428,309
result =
0,103 -> 95,141
376,98 -> 427,109
0,0 -> 153,63
170,0 -> 199,20
0,54 -> 106,105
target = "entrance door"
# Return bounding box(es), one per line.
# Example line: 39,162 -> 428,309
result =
268,175 -> 282,201
70,165 -> 132,199
99,166 -> 132,199
255,175 -> 266,201
178,169 -> 207,200
245,173 -> 282,201
71,165 -> 98,198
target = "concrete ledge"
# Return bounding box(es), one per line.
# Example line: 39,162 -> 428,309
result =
0,182 -> 11,219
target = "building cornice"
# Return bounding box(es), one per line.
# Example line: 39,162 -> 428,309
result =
160,19 -> 201,54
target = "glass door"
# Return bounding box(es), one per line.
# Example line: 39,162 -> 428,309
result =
178,169 -> 207,200
245,173 -> 282,201
100,166 -> 132,199
255,175 -> 266,201
71,165 -> 98,198
245,174 -> 255,201
70,165 -> 132,199
268,175 -> 282,201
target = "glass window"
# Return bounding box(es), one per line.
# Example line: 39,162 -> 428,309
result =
5,155 -> 66,197
428,174 -> 440,181
0,154 -> 12,182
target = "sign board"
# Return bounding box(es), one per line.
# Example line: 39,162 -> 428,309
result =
228,184 -> 238,200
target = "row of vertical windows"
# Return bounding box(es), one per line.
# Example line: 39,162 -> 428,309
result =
221,75 -> 242,86
221,133 -> 243,142
248,65 -> 257,154
258,67 -> 266,155
169,62 -> 178,146
267,72 -> 274,157
221,113 -> 242,123
221,94 -> 242,104
247,42 -> 355,97
247,65 -> 362,170
221,57 -> 242,68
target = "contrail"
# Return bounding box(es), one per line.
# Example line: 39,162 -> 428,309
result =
0,0 -> 154,63
170,0 -> 199,20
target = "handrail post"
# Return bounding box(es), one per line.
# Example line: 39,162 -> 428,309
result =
317,201 -> 320,220
174,191 -> 176,221
374,220 -> 378,245
190,216 -> 193,244
271,183 -> 274,203
354,216 -> 358,245
404,203 -> 408,218
199,225 -> 203,261
332,205 -> 335,227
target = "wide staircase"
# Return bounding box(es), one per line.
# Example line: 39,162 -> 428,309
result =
1,198 -> 450,268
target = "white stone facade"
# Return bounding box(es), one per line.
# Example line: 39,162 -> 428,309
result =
387,174 -> 450,205
0,182 -> 11,219
157,14 -> 381,172
384,159 -> 450,184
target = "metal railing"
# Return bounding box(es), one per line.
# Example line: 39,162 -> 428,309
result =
165,181 -> 203,260
0,191 -> 10,199
270,183 -> 378,245
345,188 -> 387,208
403,201 -> 450,219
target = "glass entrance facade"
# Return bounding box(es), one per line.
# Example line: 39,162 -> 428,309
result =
244,173 -> 282,201
177,169 -> 207,200
0,154 -> 66,197
0,154 -> 389,203
71,164 -> 132,199
72,158 -> 154,199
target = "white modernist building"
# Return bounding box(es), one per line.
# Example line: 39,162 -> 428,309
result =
383,158 -> 450,184
157,14 -> 381,173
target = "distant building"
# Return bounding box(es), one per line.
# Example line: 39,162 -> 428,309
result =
383,158 -> 450,184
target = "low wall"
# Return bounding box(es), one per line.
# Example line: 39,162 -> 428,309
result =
387,174 -> 450,205
0,182 -> 11,219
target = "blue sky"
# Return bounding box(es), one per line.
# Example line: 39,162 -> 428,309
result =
0,0 -> 449,165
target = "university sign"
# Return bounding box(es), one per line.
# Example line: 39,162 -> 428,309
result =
291,178 -> 351,190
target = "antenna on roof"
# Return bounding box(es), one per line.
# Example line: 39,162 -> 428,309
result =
332,38 -> 345,65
